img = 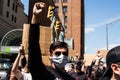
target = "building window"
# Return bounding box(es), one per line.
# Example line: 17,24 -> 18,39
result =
11,15 -> 14,21
7,0 -> 10,7
54,0 -> 59,3
63,0 -> 67,3
64,16 -> 67,22
0,0 -> 2,15
14,17 -> 16,23
55,6 -> 58,13
63,6 -> 67,13
12,3 -> 15,11
15,5 -> 18,13
6,11 -> 9,18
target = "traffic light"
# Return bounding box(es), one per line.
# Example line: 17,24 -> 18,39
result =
55,20 -> 61,30
47,6 -> 54,18
55,20 -> 61,41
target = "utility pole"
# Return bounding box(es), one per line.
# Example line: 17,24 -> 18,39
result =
106,19 -> 120,50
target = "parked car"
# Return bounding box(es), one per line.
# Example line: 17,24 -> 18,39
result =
0,58 -> 11,80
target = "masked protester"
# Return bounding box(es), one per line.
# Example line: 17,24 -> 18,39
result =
28,2 -> 76,80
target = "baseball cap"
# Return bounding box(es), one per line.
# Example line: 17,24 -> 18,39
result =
100,45 -> 120,79
106,45 -> 120,66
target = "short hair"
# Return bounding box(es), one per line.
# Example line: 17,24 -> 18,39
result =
49,41 -> 68,54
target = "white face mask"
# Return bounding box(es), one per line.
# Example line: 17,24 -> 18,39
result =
51,54 -> 68,69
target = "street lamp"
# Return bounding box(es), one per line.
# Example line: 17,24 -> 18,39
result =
106,19 -> 120,50
106,24 -> 109,50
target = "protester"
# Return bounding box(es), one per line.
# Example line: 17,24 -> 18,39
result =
11,44 -> 32,80
87,51 -> 106,80
65,63 -> 77,79
100,45 -> 120,80
27,1 -> 89,80
74,53 -> 79,64
74,60 -> 88,80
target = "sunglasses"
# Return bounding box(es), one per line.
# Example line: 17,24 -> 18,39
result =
54,51 -> 68,56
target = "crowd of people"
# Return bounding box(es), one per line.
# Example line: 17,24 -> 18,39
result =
2,1 -> 120,80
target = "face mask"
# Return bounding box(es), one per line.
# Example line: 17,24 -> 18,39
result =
51,54 -> 68,69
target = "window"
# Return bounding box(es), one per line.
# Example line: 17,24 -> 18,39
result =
12,3 -> 15,11
11,15 -> 14,21
0,0 -> 2,15
63,0 -> 67,3
15,5 -> 18,13
14,17 -> 16,23
55,6 -> 58,13
64,16 -> 67,22
7,0 -> 10,7
63,6 -> 67,13
54,0 -> 59,3
6,11 -> 9,18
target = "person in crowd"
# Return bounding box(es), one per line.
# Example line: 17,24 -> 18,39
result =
11,44 -> 32,80
87,51 -> 106,80
64,59 -> 87,80
28,2 -> 88,80
100,45 -> 120,80
74,53 -> 79,63
68,56 -> 74,63
74,60 -> 88,80
65,63 -> 75,74
65,63 -> 77,79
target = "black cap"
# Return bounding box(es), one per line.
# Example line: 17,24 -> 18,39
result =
106,45 -> 120,66
100,45 -> 120,80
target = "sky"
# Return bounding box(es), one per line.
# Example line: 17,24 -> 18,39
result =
21,0 -> 120,54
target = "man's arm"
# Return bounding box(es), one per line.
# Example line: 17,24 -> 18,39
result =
28,2 -> 55,80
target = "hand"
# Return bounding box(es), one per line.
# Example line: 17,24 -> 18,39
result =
31,2 -> 46,24
19,44 -> 25,55
33,2 -> 45,15
95,53 -> 103,60
19,44 -> 25,60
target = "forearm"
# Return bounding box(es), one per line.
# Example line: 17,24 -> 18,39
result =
18,58 -> 22,67
29,24 -> 41,62
28,23 -> 44,74
11,53 -> 21,71
81,64 -> 85,72
28,23 -> 42,65
95,59 -> 100,65
31,15 -> 40,24
9,71 -> 15,80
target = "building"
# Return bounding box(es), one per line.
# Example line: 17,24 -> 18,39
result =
0,0 -> 28,62
0,0 -> 28,46
28,0 -> 85,59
